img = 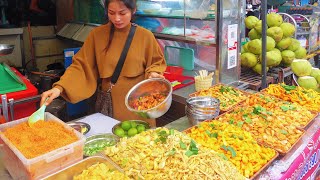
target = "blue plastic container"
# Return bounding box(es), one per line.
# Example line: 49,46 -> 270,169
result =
64,48 -> 88,116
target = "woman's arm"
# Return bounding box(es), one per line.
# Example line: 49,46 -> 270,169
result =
53,30 -> 99,104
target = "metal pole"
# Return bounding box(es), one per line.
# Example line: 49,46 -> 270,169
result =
261,0 -> 267,89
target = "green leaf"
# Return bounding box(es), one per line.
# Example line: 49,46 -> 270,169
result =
210,132 -> 218,138
205,130 -> 211,136
167,148 -> 176,156
244,117 -> 252,124
185,150 -> 194,157
281,84 -> 296,91
169,129 -> 174,135
179,141 -> 187,150
227,146 -> 237,158
266,111 -> 273,115
229,118 -> 234,124
280,105 -> 289,112
280,129 -> 288,135
217,153 -> 228,160
221,145 -> 228,151
237,121 -> 244,127
231,134 -> 237,139
209,124 -> 216,129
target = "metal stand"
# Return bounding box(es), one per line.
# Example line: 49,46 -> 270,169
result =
0,95 -> 41,122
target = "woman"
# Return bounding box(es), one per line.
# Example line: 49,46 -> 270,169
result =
41,0 -> 166,126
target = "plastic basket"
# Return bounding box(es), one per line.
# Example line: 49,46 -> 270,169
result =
195,77 -> 213,91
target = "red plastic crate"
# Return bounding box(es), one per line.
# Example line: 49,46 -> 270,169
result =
3,68 -> 38,120
164,66 -> 183,81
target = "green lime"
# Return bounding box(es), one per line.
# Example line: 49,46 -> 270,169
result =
137,124 -> 146,133
114,127 -> 125,137
127,128 -> 138,137
121,121 -> 132,131
130,121 -> 137,128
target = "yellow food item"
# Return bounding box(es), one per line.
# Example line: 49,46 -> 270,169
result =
186,121 -> 277,178
73,162 -> 129,180
2,121 -> 78,159
264,83 -> 320,112
244,93 -> 316,128
105,128 -> 245,180
216,105 -> 304,154
192,84 -> 250,111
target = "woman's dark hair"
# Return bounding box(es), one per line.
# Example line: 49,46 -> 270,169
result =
104,0 -> 136,52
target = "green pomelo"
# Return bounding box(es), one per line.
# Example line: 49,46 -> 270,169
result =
249,28 -> 261,40
281,50 -> 295,66
245,16 -> 259,29
266,36 -> 276,51
241,52 -> 258,68
280,23 -> 296,37
291,59 -> 312,77
287,38 -> 301,51
297,76 -> 318,90
264,49 -> 282,67
310,68 -> 320,80
267,27 -> 283,42
294,47 -> 307,59
252,63 -> 269,75
276,38 -> 292,50
247,39 -> 262,55
254,20 -> 262,34
267,13 -> 283,27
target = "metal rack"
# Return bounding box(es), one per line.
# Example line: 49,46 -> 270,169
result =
0,95 -> 40,123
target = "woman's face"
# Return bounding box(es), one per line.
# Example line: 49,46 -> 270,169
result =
107,1 -> 135,29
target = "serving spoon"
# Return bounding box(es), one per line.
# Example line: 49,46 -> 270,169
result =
28,98 -> 48,126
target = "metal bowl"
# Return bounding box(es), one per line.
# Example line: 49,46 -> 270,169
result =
84,133 -> 119,156
125,78 -> 172,119
67,122 -> 91,135
112,120 -> 151,137
0,44 -> 14,56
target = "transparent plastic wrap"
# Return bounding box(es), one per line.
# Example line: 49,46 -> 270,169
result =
258,115 -> 320,179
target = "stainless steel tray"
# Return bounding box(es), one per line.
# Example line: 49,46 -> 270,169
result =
42,156 -> 124,180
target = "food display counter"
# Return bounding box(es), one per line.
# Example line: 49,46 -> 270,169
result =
0,113 -> 319,179
0,83 -> 319,179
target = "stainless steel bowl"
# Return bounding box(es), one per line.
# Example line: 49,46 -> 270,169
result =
112,120 -> 151,136
84,133 -> 119,156
186,96 -> 220,126
125,78 -> 172,119
0,44 -> 14,56
67,122 -> 91,135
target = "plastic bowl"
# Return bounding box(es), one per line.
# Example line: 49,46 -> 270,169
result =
84,133 -> 119,157
125,78 -> 172,119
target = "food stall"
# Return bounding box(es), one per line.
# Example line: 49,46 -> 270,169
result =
0,0 -> 320,180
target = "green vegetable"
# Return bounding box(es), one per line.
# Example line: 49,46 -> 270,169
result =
84,140 -> 116,156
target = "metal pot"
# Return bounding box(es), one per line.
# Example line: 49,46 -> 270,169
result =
39,69 -> 64,92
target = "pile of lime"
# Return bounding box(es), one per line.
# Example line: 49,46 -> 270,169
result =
114,121 -> 148,137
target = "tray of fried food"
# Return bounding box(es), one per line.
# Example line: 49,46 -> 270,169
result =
189,83 -> 251,113
261,83 -> 320,112
104,128 -> 246,180
215,105 -> 305,155
243,93 -> 318,129
184,120 -> 278,179
43,156 -> 129,180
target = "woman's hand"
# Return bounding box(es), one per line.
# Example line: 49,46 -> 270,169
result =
40,87 -> 61,106
148,72 -> 165,79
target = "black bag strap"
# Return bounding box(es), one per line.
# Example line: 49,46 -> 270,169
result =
109,24 -> 137,90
